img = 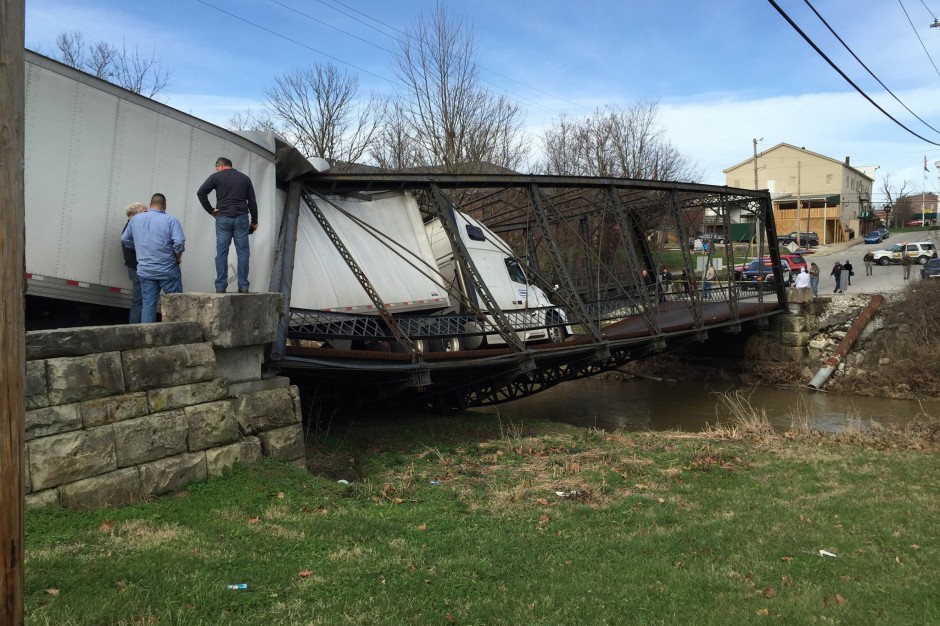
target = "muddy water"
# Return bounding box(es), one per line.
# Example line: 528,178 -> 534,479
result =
471,377 -> 940,433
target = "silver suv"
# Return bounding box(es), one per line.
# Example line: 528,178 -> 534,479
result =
872,241 -> 936,265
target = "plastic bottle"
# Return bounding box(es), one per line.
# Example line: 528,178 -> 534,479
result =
227,583 -> 249,590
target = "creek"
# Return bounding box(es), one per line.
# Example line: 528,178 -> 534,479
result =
470,377 -> 940,433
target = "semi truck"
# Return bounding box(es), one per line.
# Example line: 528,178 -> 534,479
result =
23,50 -> 568,350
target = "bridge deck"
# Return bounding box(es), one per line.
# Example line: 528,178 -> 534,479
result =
278,296 -> 784,408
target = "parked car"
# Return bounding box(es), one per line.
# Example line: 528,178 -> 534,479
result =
920,258 -> 940,279
739,259 -> 792,290
789,231 -> 819,247
779,253 -> 808,273
863,230 -> 884,244
734,254 -> 805,279
904,218 -> 932,227
872,241 -> 937,266
875,227 -> 890,240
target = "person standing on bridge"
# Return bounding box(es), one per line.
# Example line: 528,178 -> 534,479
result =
703,263 -> 716,300
830,260 -> 843,293
658,265 -> 672,302
863,250 -> 874,276
197,157 -> 259,294
809,262 -> 820,297
121,193 -> 186,323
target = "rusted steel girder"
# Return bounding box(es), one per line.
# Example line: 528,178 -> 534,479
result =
428,184 -> 527,353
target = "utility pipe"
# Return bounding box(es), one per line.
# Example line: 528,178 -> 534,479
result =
807,294 -> 884,390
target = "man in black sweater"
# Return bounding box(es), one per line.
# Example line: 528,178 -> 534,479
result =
197,157 -> 259,293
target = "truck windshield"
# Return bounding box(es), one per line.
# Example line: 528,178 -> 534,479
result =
504,258 -> 527,284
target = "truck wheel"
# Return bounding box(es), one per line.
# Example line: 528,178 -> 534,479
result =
431,337 -> 461,352
462,321 -> 485,350
918,256 -> 929,265
878,257 -> 889,266
547,324 -> 567,343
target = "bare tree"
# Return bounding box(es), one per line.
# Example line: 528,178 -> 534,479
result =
881,175 -> 910,228
540,103 -> 698,181
388,4 -> 529,173
53,31 -> 170,99
226,108 -> 281,134
260,64 -> 380,169
370,98 -> 422,170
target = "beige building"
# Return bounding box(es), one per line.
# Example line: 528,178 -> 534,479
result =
723,143 -> 875,244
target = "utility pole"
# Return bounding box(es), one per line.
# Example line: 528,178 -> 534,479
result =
752,138 -> 762,190
0,1 -> 26,624
796,161 -> 802,239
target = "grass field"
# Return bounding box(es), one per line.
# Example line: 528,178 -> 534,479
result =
24,406 -> 939,625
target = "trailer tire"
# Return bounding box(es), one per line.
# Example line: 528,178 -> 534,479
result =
431,337 -> 461,353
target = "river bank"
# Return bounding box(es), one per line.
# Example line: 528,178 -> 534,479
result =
24,412 -> 938,625
614,280 -> 940,401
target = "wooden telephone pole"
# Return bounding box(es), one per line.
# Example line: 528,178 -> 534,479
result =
1,1 -> 26,624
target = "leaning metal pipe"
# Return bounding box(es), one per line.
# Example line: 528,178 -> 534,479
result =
807,294 -> 885,390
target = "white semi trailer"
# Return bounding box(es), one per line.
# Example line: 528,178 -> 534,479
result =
24,51 -> 279,310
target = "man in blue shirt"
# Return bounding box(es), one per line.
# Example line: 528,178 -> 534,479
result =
197,157 -> 258,293
121,193 -> 186,323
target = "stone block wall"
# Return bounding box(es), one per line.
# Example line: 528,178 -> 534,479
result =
744,292 -> 828,362
23,293 -> 304,510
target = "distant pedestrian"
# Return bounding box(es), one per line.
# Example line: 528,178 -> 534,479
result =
703,263 -> 717,300
901,253 -> 912,280
809,262 -> 820,298
830,260 -> 843,293
197,156 -> 259,294
843,259 -> 854,288
680,268 -> 693,295
641,268 -> 654,299
121,193 -> 186,323
794,267 -> 811,297
121,202 -> 147,324
702,240 -> 709,256
863,251 -> 874,276
658,265 -> 673,302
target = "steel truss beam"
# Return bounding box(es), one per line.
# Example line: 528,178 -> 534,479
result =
528,185 -> 603,343
428,184 -> 527,353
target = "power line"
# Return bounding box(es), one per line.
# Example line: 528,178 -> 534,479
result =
801,0 -> 940,136
897,0 -> 940,79
920,0 -> 938,20
194,0 -> 393,83
767,0 -> 940,147
267,0 -> 569,117
309,0 -> 592,114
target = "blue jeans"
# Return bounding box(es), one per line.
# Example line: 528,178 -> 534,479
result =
140,266 -> 183,323
215,214 -> 251,292
703,281 -> 712,300
127,266 -> 143,324
810,276 -> 819,297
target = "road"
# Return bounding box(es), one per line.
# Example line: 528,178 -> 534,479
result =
799,234 -> 935,296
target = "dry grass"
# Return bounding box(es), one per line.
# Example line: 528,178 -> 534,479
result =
828,282 -> 940,398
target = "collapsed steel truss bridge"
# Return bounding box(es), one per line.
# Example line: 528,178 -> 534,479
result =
266,173 -> 788,410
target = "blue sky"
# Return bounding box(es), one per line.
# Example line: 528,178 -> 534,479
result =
24,0 -> 940,202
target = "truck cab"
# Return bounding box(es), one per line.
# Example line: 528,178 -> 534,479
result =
426,212 -> 571,348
